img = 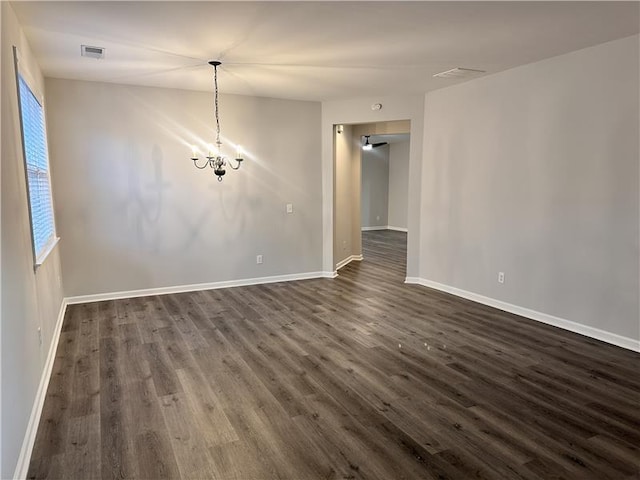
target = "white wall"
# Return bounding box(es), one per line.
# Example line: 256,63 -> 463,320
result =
45,78 -> 323,297
1,3 -> 65,477
419,35 -> 639,343
361,145 -> 389,228
322,96 -> 425,275
388,139 -> 410,230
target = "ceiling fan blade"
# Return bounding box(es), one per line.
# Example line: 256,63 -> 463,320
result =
372,142 -> 388,148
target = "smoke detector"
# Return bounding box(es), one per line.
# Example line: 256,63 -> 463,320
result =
433,67 -> 485,79
81,45 -> 105,59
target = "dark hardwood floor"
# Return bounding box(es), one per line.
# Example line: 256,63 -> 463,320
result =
29,230 -> 640,479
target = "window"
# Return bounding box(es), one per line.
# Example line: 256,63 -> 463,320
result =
15,48 -> 58,268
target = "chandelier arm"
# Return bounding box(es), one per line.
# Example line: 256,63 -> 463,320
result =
192,158 -> 211,169
228,158 -> 243,170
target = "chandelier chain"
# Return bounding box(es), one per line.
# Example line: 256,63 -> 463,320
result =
213,64 -> 221,147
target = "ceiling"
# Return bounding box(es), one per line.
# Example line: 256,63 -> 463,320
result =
10,1 -> 639,102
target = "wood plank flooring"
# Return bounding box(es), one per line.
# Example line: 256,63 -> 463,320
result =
28,230 -> 640,479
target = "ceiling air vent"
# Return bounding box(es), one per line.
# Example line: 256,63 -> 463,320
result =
433,67 -> 485,79
81,45 -> 105,59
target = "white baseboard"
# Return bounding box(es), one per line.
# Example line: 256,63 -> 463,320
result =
387,226 -> 408,232
14,299 -> 68,480
405,277 -> 639,353
66,271 -> 334,305
335,254 -> 363,271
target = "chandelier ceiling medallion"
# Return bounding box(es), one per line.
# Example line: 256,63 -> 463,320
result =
190,61 -> 243,181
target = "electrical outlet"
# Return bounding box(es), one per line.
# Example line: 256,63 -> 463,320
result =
37,327 -> 42,345
256,255 -> 263,265
376,215 -> 380,221
342,240 -> 347,251
286,203 -> 293,214
498,272 -> 505,284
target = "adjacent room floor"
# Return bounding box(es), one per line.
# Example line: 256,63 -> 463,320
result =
28,230 -> 639,479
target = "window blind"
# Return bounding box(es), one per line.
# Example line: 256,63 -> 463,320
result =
17,74 -> 56,263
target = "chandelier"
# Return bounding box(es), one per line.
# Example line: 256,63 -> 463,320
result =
190,61 -> 243,181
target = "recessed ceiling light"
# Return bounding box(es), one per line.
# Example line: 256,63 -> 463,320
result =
433,67 -> 485,79
81,45 -> 105,59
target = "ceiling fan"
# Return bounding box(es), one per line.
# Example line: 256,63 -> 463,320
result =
362,135 -> 388,151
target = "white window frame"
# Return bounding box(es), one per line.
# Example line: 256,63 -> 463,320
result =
13,46 -> 59,270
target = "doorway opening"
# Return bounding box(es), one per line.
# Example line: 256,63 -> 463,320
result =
333,121 -> 411,279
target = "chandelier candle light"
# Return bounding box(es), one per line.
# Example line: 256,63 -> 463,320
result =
190,60 -> 243,181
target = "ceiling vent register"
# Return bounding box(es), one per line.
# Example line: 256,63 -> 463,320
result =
81,45 -> 105,59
